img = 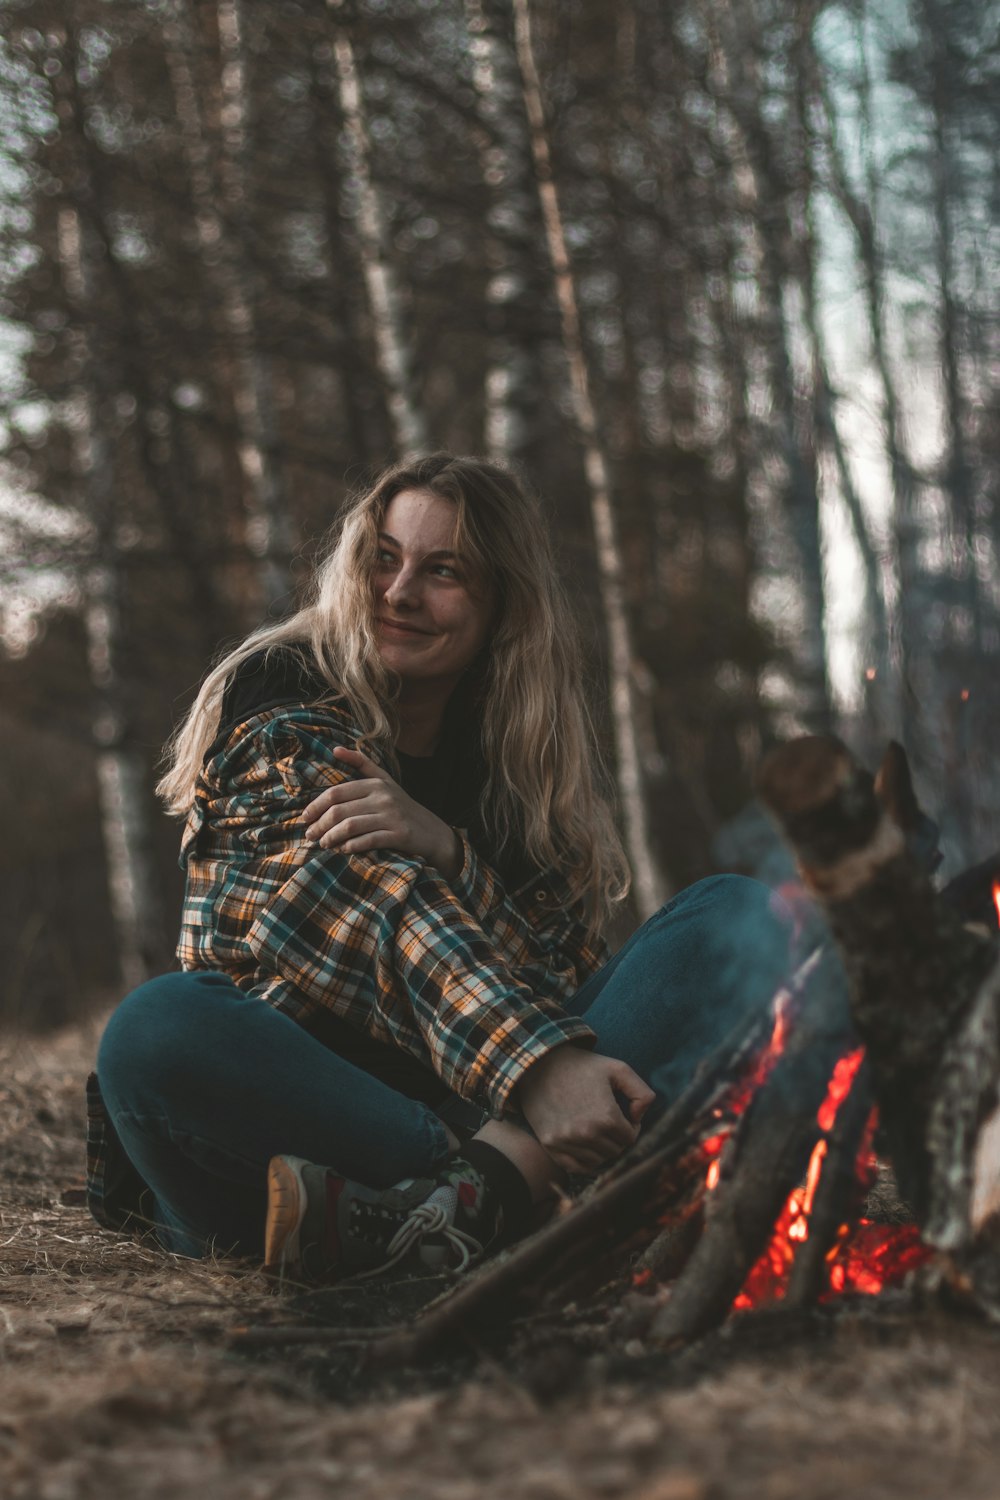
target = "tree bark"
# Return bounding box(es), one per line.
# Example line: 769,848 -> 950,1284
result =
325,0 -> 430,458
66,64 -> 227,657
794,25 -> 890,734
707,0 -> 832,734
51,39 -> 168,985
916,0 -> 981,652
161,0 -> 293,609
783,1058 -> 874,1308
813,5 -> 926,750
649,944 -> 856,1347
306,38 -> 383,464
462,0 -> 544,468
756,734 -> 999,1237
511,0 -> 669,918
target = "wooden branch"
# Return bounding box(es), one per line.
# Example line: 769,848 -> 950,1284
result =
756,735 -> 999,1234
873,740 -> 941,873
784,1058 -> 874,1308
648,945 -> 855,1347
362,1000 -> 780,1369
230,1323 -> 384,1348
633,1200 -> 704,1283
925,956 -> 1000,1249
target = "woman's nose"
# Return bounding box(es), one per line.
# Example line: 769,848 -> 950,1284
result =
384,565 -> 420,608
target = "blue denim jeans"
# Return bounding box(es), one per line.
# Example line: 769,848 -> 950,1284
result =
96,874 -> 788,1257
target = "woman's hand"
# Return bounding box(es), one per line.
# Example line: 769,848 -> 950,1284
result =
512,1045 -> 656,1175
302,746 -> 463,879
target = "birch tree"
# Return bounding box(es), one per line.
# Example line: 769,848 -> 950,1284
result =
706,0 -> 833,734
325,0 -> 429,458
511,0 -> 668,917
306,36 -> 383,463
67,85 -> 228,658
812,8 -> 931,754
462,0 -> 542,467
792,25 -> 891,736
915,0 -> 981,649
161,0 -> 292,609
52,30 -> 166,987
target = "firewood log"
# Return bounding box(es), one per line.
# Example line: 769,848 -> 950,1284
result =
648,944 -> 855,1345
364,1003 -> 776,1367
755,735 -> 1000,1259
784,1058 -> 874,1307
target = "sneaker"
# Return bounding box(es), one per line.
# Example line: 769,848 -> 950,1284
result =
263,1155 -> 489,1283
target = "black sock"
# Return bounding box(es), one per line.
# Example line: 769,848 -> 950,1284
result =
446,1139 -> 534,1246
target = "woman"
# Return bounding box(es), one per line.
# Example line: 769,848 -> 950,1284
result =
89,454 -> 788,1281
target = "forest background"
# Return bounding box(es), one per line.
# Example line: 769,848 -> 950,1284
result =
0,0 -> 997,1029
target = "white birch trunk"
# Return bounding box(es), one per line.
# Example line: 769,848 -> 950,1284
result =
463,0 -> 539,465
511,0 -> 668,918
814,12 -> 927,751
327,0 -> 429,457
162,0 -> 291,608
792,31 -> 891,734
707,0 -> 832,733
923,35 -> 980,649
56,202 -> 164,990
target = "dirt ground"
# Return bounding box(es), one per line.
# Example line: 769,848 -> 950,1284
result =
5,1017 -> 1000,1500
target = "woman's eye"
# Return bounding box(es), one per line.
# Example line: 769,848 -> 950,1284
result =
432,564 -> 458,579
376,549 -> 397,565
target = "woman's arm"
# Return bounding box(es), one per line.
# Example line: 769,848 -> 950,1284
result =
181,705 -> 599,1118
301,755 -> 610,1003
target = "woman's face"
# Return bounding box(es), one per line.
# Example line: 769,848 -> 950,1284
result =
373,488 -> 496,692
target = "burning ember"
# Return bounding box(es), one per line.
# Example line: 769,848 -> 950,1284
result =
628,732 -> 1000,1342
817,1049 -> 864,1132
697,1027 -> 933,1314
824,1221 -> 929,1298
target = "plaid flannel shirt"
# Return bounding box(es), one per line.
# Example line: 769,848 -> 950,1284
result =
174,697 -> 604,1116
86,690 -> 609,1235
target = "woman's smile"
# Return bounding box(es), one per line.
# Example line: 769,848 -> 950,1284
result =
372,488 -> 495,689
377,617 -> 435,637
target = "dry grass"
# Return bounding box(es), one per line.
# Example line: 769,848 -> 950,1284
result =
4,1017 -> 1000,1499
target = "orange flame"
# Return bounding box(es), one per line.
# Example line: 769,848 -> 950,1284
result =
735,990 -> 793,1107
700,996 -> 795,1196
992,880 -> 1000,931
803,1137 -> 827,1213
817,1049 -> 865,1132
731,1050 -> 932,1310
686,1001 -> 933,1315
824,1220 -> 929,1298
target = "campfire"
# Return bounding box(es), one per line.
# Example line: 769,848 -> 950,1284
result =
241,736 -> 1000,1365
676,1014 -> 928,1322
637,736 -> 1000,1347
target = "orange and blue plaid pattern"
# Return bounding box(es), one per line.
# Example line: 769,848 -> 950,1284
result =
86,696 -> 607,1232
175,701 -> 603,1116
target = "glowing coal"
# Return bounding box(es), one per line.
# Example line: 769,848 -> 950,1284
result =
697,1033 -> 932,1312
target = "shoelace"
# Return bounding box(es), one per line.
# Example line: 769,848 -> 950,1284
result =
348,1201 -> 484,1280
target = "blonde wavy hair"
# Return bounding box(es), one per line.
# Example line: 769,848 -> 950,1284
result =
158,453 -> 629,925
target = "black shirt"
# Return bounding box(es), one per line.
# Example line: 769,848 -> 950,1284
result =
214,646 -> 493,859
